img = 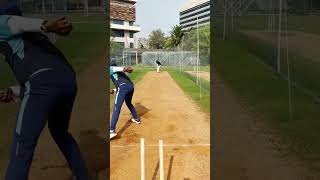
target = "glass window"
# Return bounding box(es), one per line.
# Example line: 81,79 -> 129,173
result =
112,19 -> 124,25
129,32 -> 134,38
130,43 -> 134,48
129,21 -> 134,26
111,30 -> 125,37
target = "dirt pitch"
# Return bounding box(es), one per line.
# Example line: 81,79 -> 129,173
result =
110,71 -> 210,180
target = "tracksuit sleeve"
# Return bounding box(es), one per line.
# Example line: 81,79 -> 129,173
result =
0,15 -> 44,40
111,66 -> 125,73
7,16 -> 44,35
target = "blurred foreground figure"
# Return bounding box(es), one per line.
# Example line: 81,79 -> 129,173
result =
0,2 -> 90,180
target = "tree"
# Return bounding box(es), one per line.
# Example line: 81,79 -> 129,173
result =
184,25 -> 210,65
166,25 -> 184,50
148,29 -> 166,49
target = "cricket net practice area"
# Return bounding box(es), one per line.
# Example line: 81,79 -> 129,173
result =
142,51 -> 196,67
213,0 -> 320,173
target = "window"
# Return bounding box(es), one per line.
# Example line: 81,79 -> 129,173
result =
116,42 -> 125,48
111,30 -> 125,37
112,19 -> 124,25
130,43 -> 134,48
129,21 -> 134,26
129,32 -> 134,38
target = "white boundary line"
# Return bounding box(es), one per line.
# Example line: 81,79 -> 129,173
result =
111,143 -> 211,148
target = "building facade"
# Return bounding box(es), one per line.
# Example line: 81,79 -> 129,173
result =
179,0 -> 210,32
110,0 -> 141,48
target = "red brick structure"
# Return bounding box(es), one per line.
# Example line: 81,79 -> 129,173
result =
110,0 -> 140,49
110,0 -> 136,21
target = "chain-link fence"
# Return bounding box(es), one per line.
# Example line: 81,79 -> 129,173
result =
16,0 -> 107,44
112,50 -> 140,67
19,0 -> 106,17
213,0 -> 320,170
142,51 -> 196,67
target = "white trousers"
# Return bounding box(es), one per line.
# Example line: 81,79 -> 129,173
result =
157,65 -> 161,72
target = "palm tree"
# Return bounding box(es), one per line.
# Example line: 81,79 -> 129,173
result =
168,25 -> 184,50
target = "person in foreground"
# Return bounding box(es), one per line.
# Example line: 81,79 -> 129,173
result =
109,59 -> 140,139
0,2 -> 90,180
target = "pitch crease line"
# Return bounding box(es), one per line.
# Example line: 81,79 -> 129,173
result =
111,144 -> 211,148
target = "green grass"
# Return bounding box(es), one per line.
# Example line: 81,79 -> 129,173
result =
25,12 -> 107,22
0,18 -> 106,158
214,36 -> 320,171
168,70 -> 210,113
55,23 -> 107,73
233,32 -> 320,98
156,66 -> 210,73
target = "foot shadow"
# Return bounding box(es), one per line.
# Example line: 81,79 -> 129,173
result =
78,129 -> 108,180
115,103 -> 150,138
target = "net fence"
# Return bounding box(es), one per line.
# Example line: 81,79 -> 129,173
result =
19,0 -> 106,17
213,0 -> 320,168
142,51 -> 196,67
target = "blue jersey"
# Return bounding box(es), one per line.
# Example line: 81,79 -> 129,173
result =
109,66 -> 133,88
0,15 -> 73,84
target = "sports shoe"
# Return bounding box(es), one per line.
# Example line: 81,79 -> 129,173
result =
110,130 -> 117,139
131,118 -> 141,124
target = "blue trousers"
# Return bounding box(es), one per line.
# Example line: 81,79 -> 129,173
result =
5,70 -> 90,180
110,83 -> 139,132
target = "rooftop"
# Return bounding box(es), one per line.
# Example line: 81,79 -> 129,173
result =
180,0 -> 209,12
111,0 -> 137,4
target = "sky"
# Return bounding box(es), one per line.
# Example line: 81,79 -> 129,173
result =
135,0 -> 187,38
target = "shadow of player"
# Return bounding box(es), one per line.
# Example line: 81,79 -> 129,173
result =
114,103 -> 150,139
77,129 -> 108,180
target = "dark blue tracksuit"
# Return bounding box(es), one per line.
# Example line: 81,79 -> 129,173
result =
0,15 -> 89,180
110,65 -> 139,132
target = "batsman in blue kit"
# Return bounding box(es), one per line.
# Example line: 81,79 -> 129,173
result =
109,59 -> 140,139
0,2 -> 90,180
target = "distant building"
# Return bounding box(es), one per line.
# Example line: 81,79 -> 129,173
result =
179,0 -> 210,32
110,0 -> 141,48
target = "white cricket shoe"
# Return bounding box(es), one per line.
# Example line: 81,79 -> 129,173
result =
110,131 -> 117,139
131,118 -> 141,124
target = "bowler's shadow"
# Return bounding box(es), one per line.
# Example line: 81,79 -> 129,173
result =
43,129 -> 108,180
76,129 -> 108,180
115,103 -> 150,138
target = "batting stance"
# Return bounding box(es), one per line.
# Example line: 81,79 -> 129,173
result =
0,3 -> 89,180
109,59 -> 140,139
156,60 -> 162,73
